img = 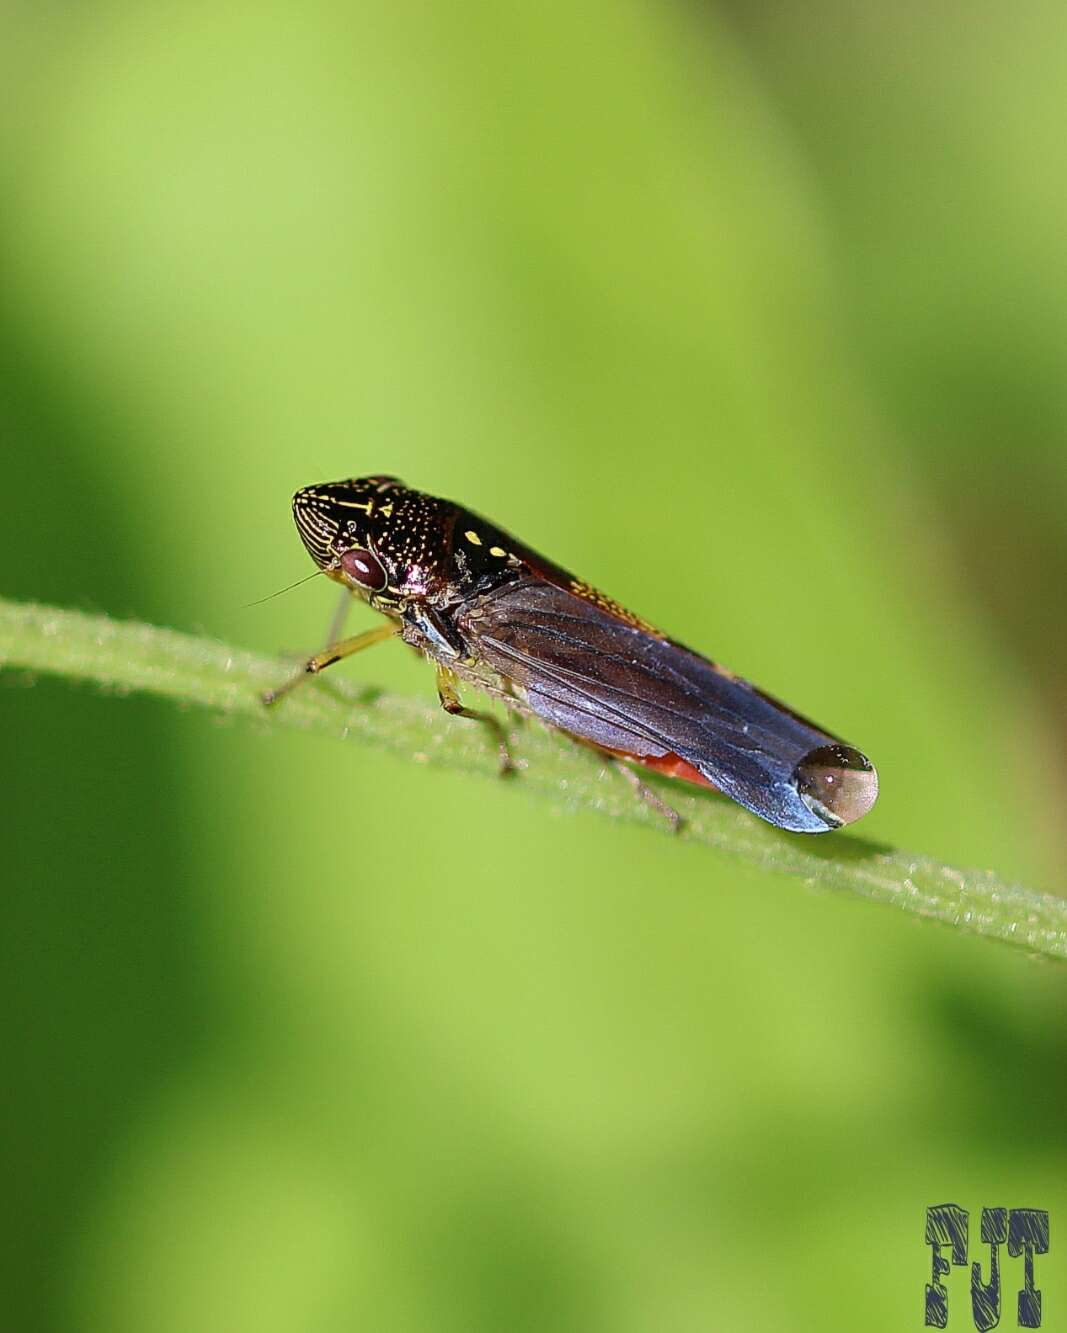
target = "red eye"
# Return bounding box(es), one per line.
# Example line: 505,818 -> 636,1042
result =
339,548 -> 388,590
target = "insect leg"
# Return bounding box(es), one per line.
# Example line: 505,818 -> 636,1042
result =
322,588 -> 351,648
435,665 -> 515,775
500,680 -> 528,727
262,621 -> 398,706
609,757 -> 683,834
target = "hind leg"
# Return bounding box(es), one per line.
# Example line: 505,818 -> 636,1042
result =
609,757 -> 683,833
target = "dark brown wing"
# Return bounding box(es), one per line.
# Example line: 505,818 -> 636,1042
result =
455,576 -> 874,832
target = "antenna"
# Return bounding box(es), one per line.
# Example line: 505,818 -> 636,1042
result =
242,567 -> 329,608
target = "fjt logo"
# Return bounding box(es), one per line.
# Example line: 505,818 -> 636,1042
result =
925,1205 -> 1049,1329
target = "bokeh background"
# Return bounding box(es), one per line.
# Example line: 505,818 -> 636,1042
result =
4,3 -> 1067,1329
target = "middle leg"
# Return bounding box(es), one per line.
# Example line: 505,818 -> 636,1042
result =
436,665 -> 515,775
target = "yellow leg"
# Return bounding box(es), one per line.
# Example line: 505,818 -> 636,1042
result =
436,665 -> 515,775
263,621 -> 398,706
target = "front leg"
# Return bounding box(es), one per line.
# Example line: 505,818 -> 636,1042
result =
263,621 -> 398,706
436,665 -> 515,775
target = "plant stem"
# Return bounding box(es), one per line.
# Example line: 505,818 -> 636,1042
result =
3,596 -> 1065,962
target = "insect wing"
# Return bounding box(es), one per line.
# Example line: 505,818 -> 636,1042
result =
456,578 -> 874,833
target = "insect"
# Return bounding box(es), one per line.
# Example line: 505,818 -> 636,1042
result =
264,475 -> 878,833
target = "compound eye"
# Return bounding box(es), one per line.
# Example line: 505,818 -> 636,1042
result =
339,547 -> 388,591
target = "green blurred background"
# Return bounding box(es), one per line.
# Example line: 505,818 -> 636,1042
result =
4,3 -> 1066,1329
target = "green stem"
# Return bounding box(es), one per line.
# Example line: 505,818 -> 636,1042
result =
2,597 -> 1065,962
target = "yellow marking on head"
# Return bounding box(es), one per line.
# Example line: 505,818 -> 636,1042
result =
334,498 -> 374,514
378,502 -> 394,518
465,530 -> 482,546
489,546 -> 507,558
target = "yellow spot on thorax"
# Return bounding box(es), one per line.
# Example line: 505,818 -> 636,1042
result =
465,530 -> 482,545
